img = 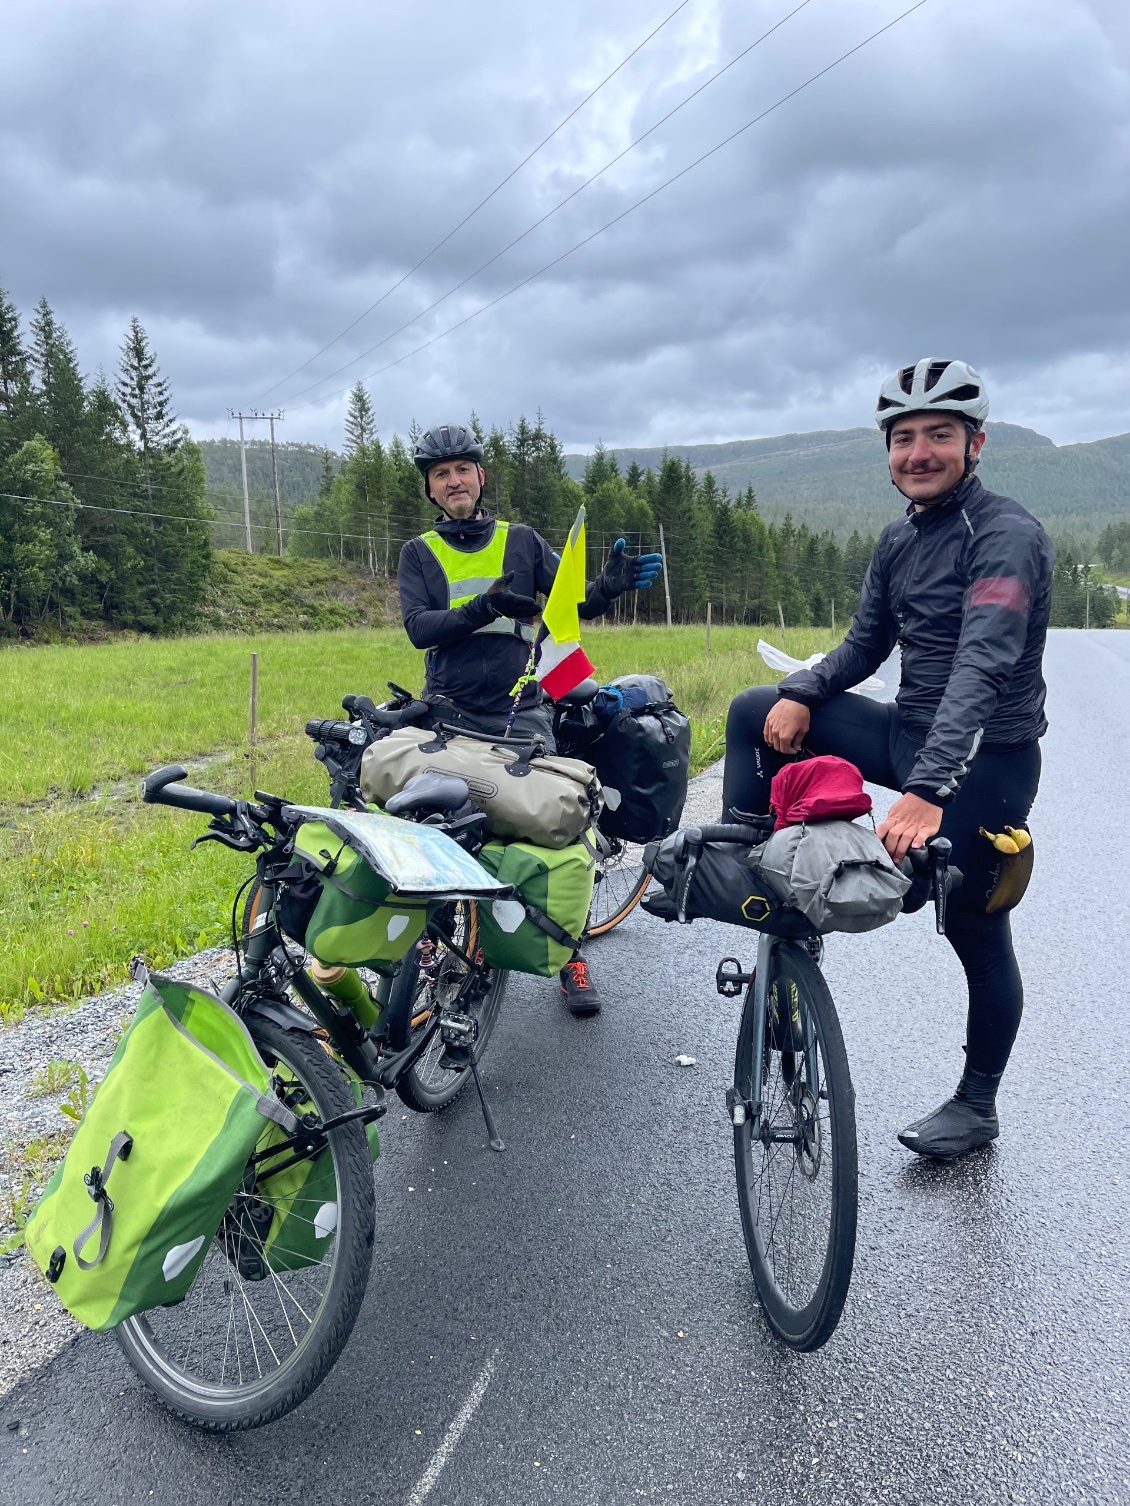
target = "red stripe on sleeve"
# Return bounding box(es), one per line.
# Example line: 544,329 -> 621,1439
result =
968,576 -> 1031,614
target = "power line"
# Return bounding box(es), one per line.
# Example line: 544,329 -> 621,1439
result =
290,0 -> 930,412
256,0 -> 693,404
280,0 -> 815,407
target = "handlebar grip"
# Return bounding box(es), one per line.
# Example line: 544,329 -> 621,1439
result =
342,693 -> 378,716
682,823 -> 770,845
141,766 -> 237,818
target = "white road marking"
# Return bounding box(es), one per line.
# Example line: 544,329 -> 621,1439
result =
404,1348 -> 500,1506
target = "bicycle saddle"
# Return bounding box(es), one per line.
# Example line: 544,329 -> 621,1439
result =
384,770 -> 472,817
553,678 -> 599,706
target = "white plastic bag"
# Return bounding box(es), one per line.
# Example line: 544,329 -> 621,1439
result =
756,640 -> 885,696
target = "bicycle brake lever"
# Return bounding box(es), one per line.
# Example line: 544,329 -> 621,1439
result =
927,836 -> 952,935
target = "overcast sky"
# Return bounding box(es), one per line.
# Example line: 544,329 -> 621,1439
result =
2,0 -> 1128,452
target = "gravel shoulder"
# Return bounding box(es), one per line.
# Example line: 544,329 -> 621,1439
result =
0,760 -> 727,1400
0,946 -> 238,1397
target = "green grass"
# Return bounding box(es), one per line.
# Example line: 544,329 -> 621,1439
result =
0,623 -> 835,1020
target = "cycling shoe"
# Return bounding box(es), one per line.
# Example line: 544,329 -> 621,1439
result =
898,1094 -> 999,1159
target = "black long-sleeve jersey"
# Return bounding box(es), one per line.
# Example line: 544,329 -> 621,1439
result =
777,476 -> 1054,805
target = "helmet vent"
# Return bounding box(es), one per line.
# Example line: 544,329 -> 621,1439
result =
923,360 -> 953,392
897,365 -> 916,395
931,383 -> 980,403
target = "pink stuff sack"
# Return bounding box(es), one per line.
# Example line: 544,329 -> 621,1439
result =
770,756 -> 872,831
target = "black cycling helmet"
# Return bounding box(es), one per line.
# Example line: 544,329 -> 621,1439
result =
413,423 -> 484,479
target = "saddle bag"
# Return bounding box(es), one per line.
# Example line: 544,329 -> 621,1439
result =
475,832 -> 598,975
590,675 -> 691,845
25,972 -> 296,1330
360,725 -> 602,849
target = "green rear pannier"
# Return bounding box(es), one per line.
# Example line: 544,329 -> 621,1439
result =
24,973 -> 296,1332
475,833 -> 597,976
293,820 -> 431,968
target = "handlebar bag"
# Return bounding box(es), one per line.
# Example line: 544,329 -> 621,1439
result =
588,675 -> 691,845
359,726 -> 603,849
756,820 -> 910,933
475,831 -> 598,975
24,972 -> 297,1330
290,820 -> 431,967
644,829 -> 816,938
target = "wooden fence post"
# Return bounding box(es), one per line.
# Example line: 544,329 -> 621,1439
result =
249,651 -> 259,791
706,601 -> 712,660
658,524 -> 673,628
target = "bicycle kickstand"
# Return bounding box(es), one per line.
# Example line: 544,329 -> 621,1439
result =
467,1052 -> 505,1152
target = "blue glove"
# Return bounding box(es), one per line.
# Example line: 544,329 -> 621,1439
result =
601,537 -> 664,596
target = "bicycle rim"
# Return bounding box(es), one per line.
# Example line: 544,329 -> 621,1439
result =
115,1019 -> 375,1428
586,840 -> 649,936
733,942 -> 857,1350
389,901 -> 507,1112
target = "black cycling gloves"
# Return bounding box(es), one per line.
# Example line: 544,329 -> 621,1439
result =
484,572 -> 541,620
598,537 -> 664,598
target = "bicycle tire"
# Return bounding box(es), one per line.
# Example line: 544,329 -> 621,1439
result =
732,941 -> 857,1351
585,840 -> 649,937
115,1018 -> 376,1430
385,901 -> 507,1113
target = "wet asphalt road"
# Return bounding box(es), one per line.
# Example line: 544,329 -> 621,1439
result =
2,630 -> 1128,1505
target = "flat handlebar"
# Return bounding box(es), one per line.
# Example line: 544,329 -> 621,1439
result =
141,765 -> 238,818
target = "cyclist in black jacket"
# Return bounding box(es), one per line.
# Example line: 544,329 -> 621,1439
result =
723,359 -> 1054,1159
397,423 -> 662,1015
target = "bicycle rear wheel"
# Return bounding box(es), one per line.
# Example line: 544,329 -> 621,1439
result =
732,940 -> 857,1351
585,837 -> 649,936
386,900 -> 507,1113
115,1019 -> 376,1429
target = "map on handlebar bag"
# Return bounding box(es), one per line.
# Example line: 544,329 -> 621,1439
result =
281,805 -> 510,898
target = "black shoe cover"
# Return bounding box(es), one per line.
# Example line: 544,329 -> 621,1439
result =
898,1095 -> 999,1159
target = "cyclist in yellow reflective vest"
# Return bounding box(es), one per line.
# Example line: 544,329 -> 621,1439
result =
397,422 -> 663,1014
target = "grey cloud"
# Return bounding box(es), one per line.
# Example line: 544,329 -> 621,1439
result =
1,0 -> 1127,451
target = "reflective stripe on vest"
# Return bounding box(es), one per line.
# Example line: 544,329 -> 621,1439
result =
421,521 -> 537,643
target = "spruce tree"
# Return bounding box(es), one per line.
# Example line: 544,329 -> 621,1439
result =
29,299 -> 88,471
0,287 -> 31,436
115,316 -> 178,502
344,382 -> 376,458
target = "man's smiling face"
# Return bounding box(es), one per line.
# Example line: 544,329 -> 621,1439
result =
887,412 -> 986,506
427,456 -> 484,519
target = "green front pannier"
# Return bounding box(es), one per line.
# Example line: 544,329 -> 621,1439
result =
293,820 -> 431,968
475,833 -> 597,976
255,1070 -> 379,1276
24,973 -> 296,1332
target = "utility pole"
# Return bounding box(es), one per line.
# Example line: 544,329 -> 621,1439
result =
658,523 -> 673,628
228,409 -> 284,554
268,412 -> 284,557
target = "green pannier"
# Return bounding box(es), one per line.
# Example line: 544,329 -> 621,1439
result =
475,832 -> 598,976
24,973 -> 296,1332
254,1070 -> 379,1276
293,820 -> 431,968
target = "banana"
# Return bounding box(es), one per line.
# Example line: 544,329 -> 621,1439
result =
1004,826 -> 1032,851
980,826 -> 1020,855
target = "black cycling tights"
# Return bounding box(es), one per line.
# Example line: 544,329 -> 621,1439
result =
723,686 -> 1042,1078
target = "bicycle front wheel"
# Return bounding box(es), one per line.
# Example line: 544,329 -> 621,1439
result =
386,900 -> 507,1113
733,940 -> 857,1351
115,1018 -> 376,1430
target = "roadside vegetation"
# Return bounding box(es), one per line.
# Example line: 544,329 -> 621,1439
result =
0,622 -> 836,1022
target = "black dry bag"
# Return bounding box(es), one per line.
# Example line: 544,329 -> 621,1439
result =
592,675 -> 691,845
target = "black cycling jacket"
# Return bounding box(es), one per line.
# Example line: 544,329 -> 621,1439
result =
777,475 -> 1054,805
397,510 -> 615,716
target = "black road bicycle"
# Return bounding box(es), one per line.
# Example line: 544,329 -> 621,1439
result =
124,762 -> 514,1430
658,820 -> 957,1351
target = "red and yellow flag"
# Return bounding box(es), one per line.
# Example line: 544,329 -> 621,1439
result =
535,507 -> 595,700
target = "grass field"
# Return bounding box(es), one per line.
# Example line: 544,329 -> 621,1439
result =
0,623 -> 837,1021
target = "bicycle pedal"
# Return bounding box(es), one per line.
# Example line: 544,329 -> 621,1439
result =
716,957 -> 752,998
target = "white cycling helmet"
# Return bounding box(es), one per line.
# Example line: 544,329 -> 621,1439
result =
875,358 -> 990,432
